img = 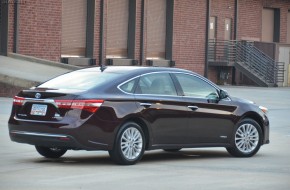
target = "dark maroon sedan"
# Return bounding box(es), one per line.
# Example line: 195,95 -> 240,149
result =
8,66 -> 269,165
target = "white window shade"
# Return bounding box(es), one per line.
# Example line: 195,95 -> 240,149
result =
106,0 -> 129,58
146,0 -> 166,59
61,0 -> 87,57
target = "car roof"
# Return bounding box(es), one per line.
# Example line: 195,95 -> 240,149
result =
77,66 -> 195,75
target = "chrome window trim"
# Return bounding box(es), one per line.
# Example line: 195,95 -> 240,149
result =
117,71 -> 231,101
118,71 -> 180,96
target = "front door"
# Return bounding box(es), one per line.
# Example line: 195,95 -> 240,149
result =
173,73 -> 236,144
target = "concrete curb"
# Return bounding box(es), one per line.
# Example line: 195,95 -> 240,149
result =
8,53 -> 81,71
0,74 -> 39,88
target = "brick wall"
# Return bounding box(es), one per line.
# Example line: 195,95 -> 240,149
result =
8,3 -> 14,53
238,0 -> 290,42
209,0 -> 290,84
237,0 -> 290,85
93,0 -> 101,64
16,0 -> 61,62
5,0 -> 290,86
135,0 -> 142,64
211,0 -> 235,40
209,0 -> 235,83
262,0 -> 290,43
173,0 -> 207,75
101,0 -> 108,64
142,0 -> 148,65
238,0 -> 262,41
208,67 -> 218,83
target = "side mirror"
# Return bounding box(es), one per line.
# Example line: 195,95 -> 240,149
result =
207,92 -> 220,103
220,89 -> 229,99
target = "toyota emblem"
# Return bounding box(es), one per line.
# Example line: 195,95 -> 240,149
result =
35,93 -> 41,99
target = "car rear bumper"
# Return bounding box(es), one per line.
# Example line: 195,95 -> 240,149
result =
9,130 -> 85,149
8,114 -> 116,150
9,129 -> 111,150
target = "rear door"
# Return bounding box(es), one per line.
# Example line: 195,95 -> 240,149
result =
173,73 -> 237,144
133,72 -> 189,146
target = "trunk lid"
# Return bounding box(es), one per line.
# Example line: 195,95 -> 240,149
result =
13,88 -> 83,121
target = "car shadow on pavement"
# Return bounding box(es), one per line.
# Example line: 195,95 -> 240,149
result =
141,149 -> 231,163
31,149 -> 232,166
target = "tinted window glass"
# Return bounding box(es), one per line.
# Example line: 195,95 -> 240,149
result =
119,78 -> 138,93
175,73 -> 218,98
38,71 -> 121,90
136,73 -> 177,95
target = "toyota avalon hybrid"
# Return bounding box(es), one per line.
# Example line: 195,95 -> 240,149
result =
8,66 -> 269,165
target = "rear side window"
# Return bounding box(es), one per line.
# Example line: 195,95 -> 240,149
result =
119,78 -> 138,93
136,73 -> 177,95
38,71 -> 121,90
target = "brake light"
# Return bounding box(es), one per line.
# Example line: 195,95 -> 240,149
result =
55,99 -> 104,113
13,96 -> 25,106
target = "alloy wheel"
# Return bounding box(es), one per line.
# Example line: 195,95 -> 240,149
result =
235,123 -> 259,153
120,127 -> 143,160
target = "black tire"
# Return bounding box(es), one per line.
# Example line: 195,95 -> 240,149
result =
109,122 -> 145,165
35,146 -> 67,158
163,148 -> 182,152
227,118 -> 263,157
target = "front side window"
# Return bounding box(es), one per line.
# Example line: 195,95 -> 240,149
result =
136,73 -> 177,95
174,73 -> 218,99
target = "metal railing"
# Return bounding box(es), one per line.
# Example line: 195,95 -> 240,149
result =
208,39 -> 236,64
208,39 -> 284,86
235,41 -> 277,84
276,62 -> 285,84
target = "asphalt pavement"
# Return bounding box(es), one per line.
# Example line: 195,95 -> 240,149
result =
0,86 -> 289,190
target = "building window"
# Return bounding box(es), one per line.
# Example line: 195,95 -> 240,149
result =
146,0 -> 166,60
61,0 -> 87,57
209,17 -> 217,40
106,0 -> 129,58
224,18 -> 232,40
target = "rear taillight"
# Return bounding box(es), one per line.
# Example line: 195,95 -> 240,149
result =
54,100 -> 72,109
55,99 -> 104,113
13,96 -> 25,106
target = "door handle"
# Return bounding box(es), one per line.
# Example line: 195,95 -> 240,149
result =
140,103 -> 152,108
188,106 -> 199,111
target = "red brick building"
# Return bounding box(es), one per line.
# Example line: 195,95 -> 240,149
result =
1,0 -> 290,86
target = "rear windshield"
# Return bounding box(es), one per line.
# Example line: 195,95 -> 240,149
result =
37,71 -> 121,90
